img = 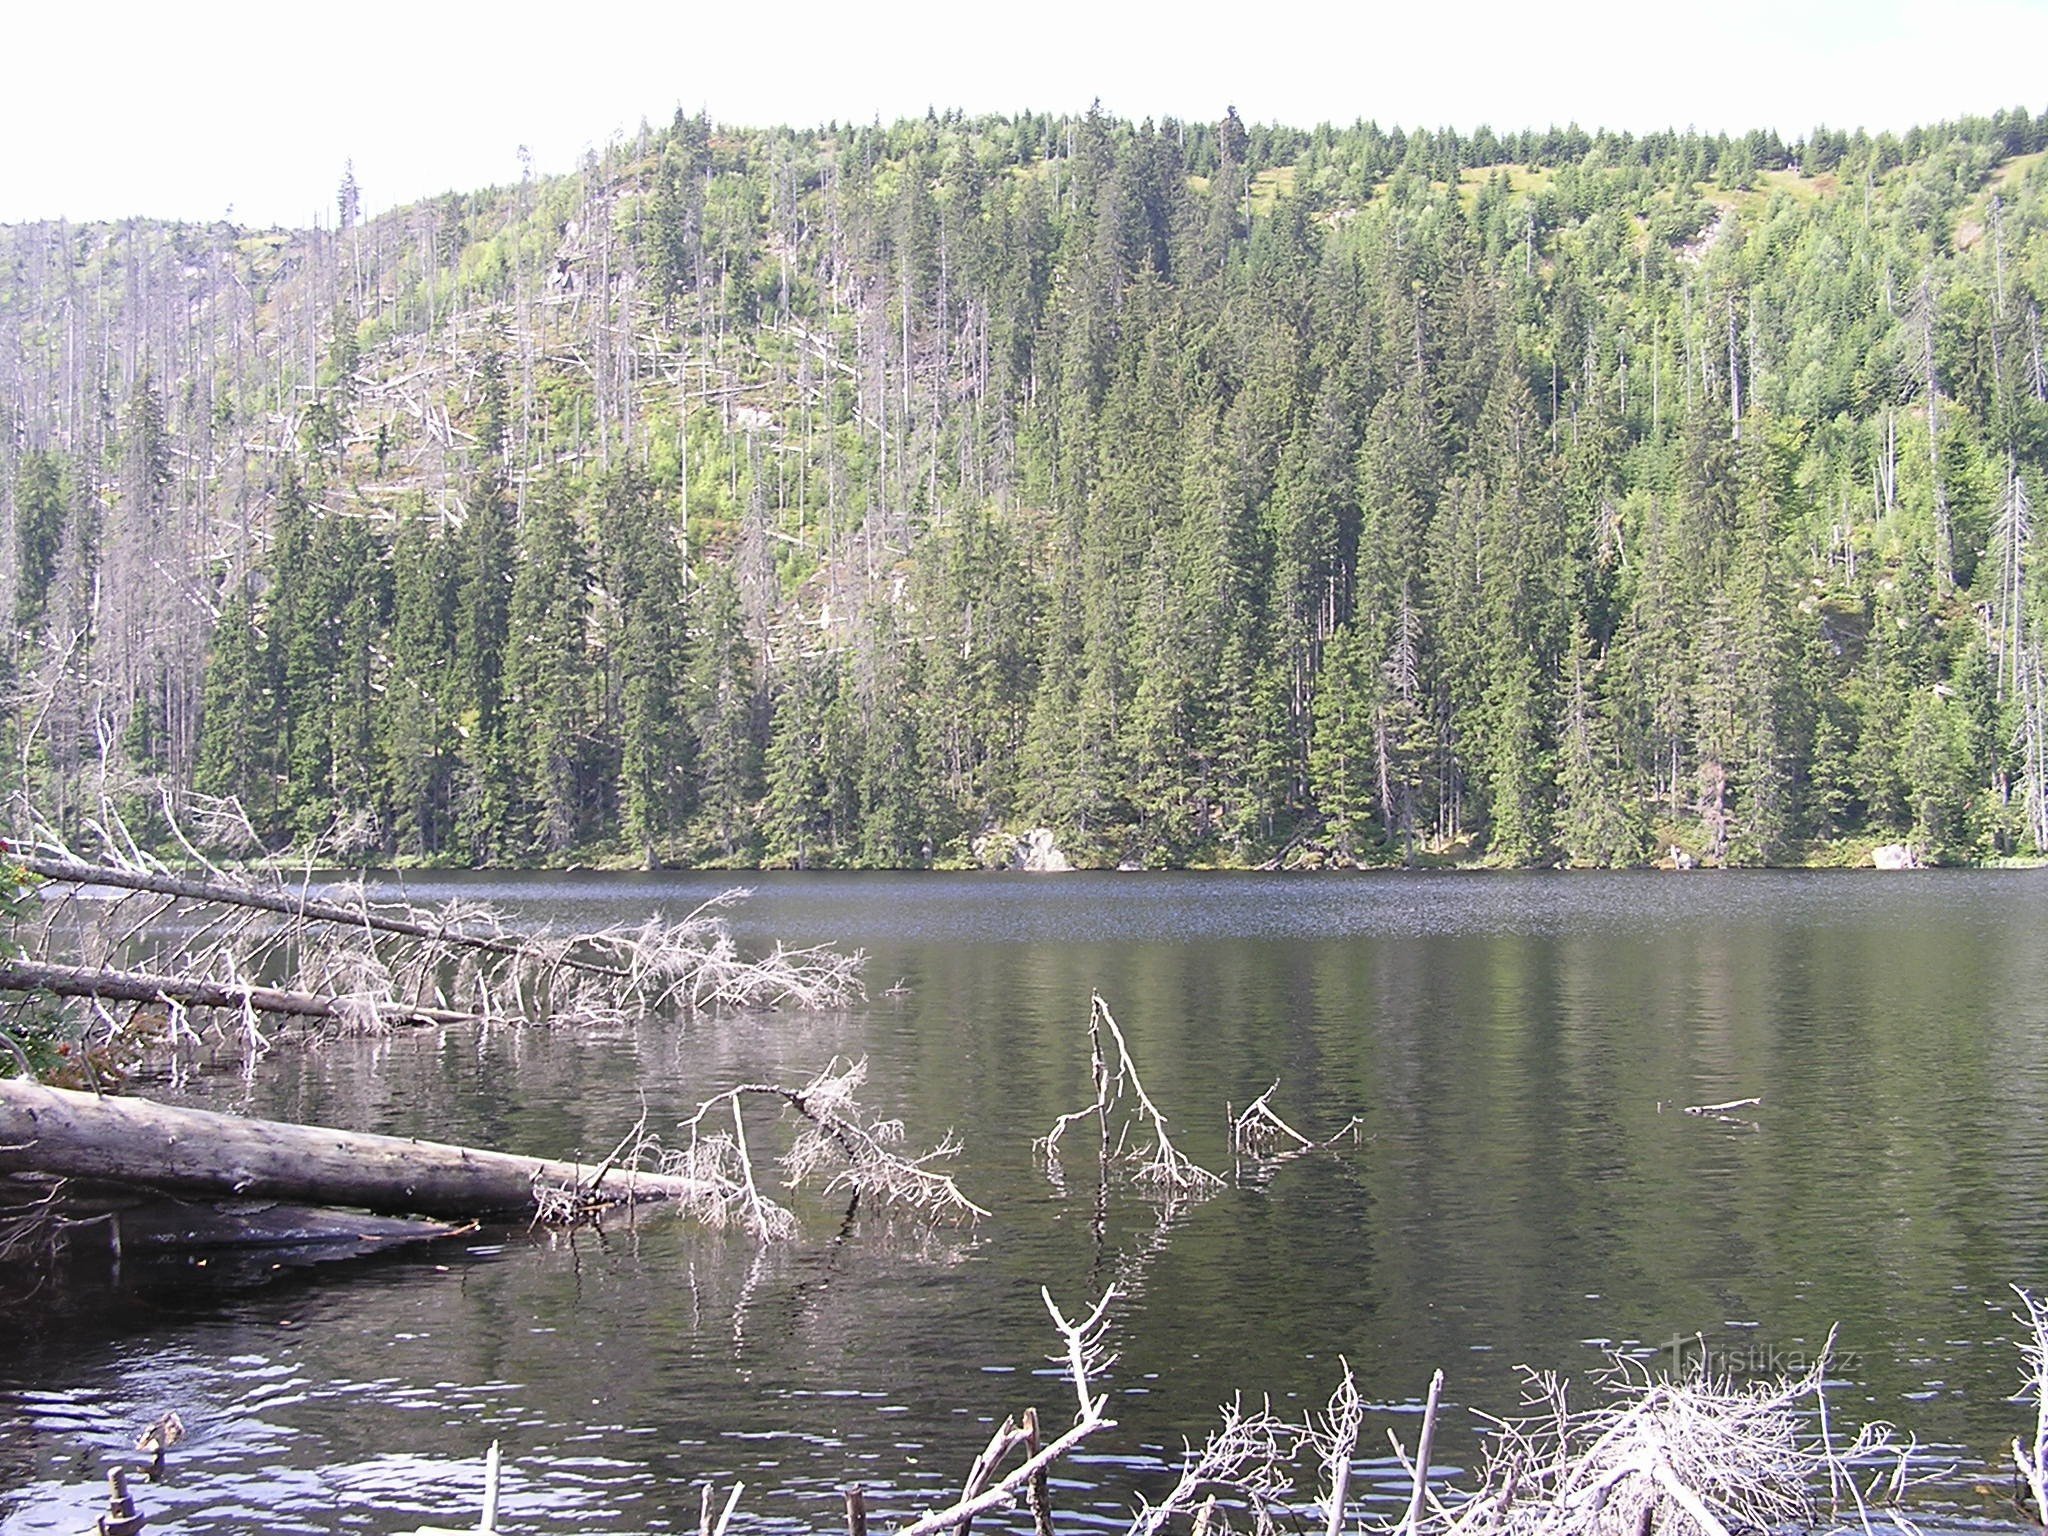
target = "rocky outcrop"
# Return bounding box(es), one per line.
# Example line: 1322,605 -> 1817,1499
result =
1015,829 -> 1072,872
1871,843 -> 1919,870
971,828 -> 1073,872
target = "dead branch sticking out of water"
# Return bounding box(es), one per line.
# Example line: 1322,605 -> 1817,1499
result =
1313,1366 -> 1366,1536
1681,1097 -> 1763,1116
1040,993 -> 1222,1195
671,1059 -> 987,1241
53,1285 -> 1988,1536
1228,1082 -> 1364,1164
2013,1286 -> 2048,1527
888,1288 -> 1119,1536
1128,1394 -> 1308,1536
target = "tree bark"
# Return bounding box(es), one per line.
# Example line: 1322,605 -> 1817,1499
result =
0,1080 -> 707,1217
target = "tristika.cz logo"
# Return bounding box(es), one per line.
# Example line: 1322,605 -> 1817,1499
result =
1657,1335 -> 1859,1378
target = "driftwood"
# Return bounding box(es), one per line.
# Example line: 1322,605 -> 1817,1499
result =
1682,1097 -> 1763,1116
0,1080 -> 709,1218
0,1064 -> 984,1239
8,856 -> 863,1062
4,805 -> 865,1094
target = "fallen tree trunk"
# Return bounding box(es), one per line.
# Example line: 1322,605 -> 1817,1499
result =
0,1080 -> 706,1217
19,854 -> 628,980
0,957 -> 490,1028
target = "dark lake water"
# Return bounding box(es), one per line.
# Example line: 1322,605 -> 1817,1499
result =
5,869 -> 2048,1533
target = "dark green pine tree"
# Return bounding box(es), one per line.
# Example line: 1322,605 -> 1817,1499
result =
1720,428 -> 1802,863
12,451 -> 68,632
1308,622 -> 1379,861
504,478 -> 595,856
1267,372 -> 1362,743
193,589 -> 280,835
1372,590 -> 1433,862
854,605 -> 931,867
912,507 -> 1041,845
264,467 -> 340,844
454,472 -> 516,861
685,563 -> 761,859
1215,619 -> 1295,856
1353,381 -> 1444,663
1553,616 -> 1641,866
1805,691 -> 1863,841
762,652 -> 834,868
323,512 -> 392,831
1016,591 -> 1087,837
383,504 -> 463,859
595,465 -> 693,866
1480,645 -> 1553,863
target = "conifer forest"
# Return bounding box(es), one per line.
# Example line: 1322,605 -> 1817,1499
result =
6,105 -> 2048,870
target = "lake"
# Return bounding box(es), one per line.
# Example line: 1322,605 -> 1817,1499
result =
4,869 -> 2047,1533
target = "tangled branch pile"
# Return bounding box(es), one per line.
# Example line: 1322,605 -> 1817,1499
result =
3,801 -> 862,1081
1413,1344 -> 1919,1536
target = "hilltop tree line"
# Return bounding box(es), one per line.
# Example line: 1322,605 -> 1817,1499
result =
4,104 -> 2048,867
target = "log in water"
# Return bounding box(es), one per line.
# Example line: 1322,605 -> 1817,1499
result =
0,1080 -> 704,1217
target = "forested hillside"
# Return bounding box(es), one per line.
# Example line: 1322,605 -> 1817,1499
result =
5,105 -> 2048,868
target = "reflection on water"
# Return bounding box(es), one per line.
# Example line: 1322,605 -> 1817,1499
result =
5,870 -> 2048,1531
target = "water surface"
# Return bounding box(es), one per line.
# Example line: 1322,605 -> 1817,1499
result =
5,870 -> 2047,1532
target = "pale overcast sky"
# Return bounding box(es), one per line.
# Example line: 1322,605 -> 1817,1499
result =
7,0 -> 2046,228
